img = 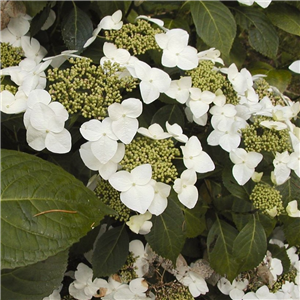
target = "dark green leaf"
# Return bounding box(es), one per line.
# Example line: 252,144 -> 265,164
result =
235,7 -> 279,58
283,217 -> 300,247
207,217 -> 239,281
145,197 -> 185,263
61,6 -> 93,53
1,149 -> 112,269
190,1 -> 236,55
92,225 -> 129,278
182,202 -> 207,238
232,198 -> 254,231
1,250 -> 68,300
151,104 -> 185,130
265,70 -> 292,93
23,1 -> 48,17
266,3 -> 300,36
96,1 -> 124,17
233,216 -> 267,273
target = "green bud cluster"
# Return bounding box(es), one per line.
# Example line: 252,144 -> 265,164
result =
271,269 -> 297,292
254,78 -> 285,106
104,19 -> 163,55
241,116 -> 292,153
95,179 -> 131,222
155,282 -> 194,300
250,183 -> 284,216
186,61 -> 239,105
47,58 -> 137,119
0,42 -> 23,68
120,137 -> 180,183
0,84 -> 17,94
119,251 -> 138,283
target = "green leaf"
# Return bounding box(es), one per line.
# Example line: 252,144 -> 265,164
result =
96,1 -> 124,17
222,167 -> 250,200
61,5 -> 93,53
207,217 -> 239,281
1,149 -> 112,269
145,197 -> 185,263
182,202 -> 207,238
151,104 -> 185,130
190,1 -> 236,55
235,7 -> 279,59
232,198 -> 254,231
23,1 -> 48,17
233,215 -> 267,273
266,3 -> 300,36
92,225 -> 129,278
265,70 -> 292,93
283,217 -> 300,247
1,250 -> 68,300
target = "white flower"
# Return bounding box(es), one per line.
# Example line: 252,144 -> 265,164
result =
173,169 -> 198,209
131,60 -> 171,104
186,87 -> 216,119
114,278 -> 149,300
43,50 -> 82,68
108,98 -> 143,144
165,121 -> 188,143
21,36 -> 47,63
23,90 -> 71,153
273,151 -> 291,185
237,0 -> 272,8
197,48 -> 224,65
0,14 -> 31,47
278,281 -> 300,299
155,28 -> 198,70
108,164 -> 155,214
79,142 -> 125,180
129,240 -> 150,277
269,257 -> 283,282
83,25 -> 102,48
126,212 -> 153,235
217,277 -> 249,299
164,76 -> 192,104
185,106 -> 208,126
210,103 -> 237,131
0,89 -> 27,114
289,60 -> 300,74
148,180 -> 170,215
69,263 -> 103,300
100,10 -> 123,30
98,275 -> 127,299
181,136 -> 215,173
286,200 -> 300,218
138,123 -> 171,140
177,270 -> 209,298
80,118 -> 118,164
229,148 -> 263,185
100,42 -> 131,67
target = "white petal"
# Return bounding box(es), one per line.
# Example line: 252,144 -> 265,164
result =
232,164 -> 253,185
140,81 -> 160,104
45,129 -> 72,154
27,89 -> 51,108
155,33 -> 169,49
112,117 -> 138,144
189,151 -> 215,173
178,185 -> 198,209
26,125 -> 46,151
131,164 -> 152,185
289,60 -> 300,74
79,142 -> 101,171
148,192 -> 168,216
161,50 -> 178,68
91,137 -> 118,164
121,185 -> 154,213
98,161 -> 118,180
121,98 -> 143,118
177,46 -> 198,70
109,170 -> 133,192
80,119 -> 103,141
48,102 -> 69,122
129,278 -> 148,294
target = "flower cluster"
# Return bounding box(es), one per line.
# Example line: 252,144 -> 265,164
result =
1,6 -> 300,300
